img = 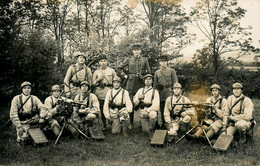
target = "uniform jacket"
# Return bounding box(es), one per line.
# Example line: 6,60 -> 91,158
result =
164,95 -> 191,123
93,67 -> 116,100
223,94 -> 254,125
103,88 -> 133,119
206,95 -> 227,120
133,86 -> 160,112
154,67 -> 178,101
117,56 -> 151,94
73,92 -> 100,115
64,64 -> 92,93
10,94 -> 45,127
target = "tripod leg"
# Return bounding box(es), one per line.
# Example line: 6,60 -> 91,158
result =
69,122 -> 90,140
175,122 -> 199,144
54,122 -> 66,146
202,128 -> 213,148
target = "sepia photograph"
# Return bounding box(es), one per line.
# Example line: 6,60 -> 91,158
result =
0,0 -> 259,165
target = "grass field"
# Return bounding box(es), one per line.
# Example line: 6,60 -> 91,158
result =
0,97 -> 260,166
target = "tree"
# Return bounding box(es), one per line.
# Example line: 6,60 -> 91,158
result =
190,0 -> 259,79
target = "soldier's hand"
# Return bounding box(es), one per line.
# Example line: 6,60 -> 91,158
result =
17,126 -> 24,137
65,92 -> 71,98
108,117 -> 113,125
180,112 -> 187,117
138,94 -> 144,100
55,105 -> 62,113
222,126 -> 227,134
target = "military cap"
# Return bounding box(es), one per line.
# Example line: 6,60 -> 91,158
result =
132,43 -> 142,50
112,76 -> 122,83
144,74 -> 153,80
73,52 -> 87,59
158,55 -> 168,61
210,84 -> 220,91
51,85 -> 61,91
173,83 -> 182,88
80,81 -> 90,88
232,83 -> 243,89
98,55 -> 107,61
21,81 -> 32,89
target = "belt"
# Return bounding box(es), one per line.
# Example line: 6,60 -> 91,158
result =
71,82 -> 80,87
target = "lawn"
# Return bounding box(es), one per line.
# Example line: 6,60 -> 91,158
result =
0,98 -> 259,166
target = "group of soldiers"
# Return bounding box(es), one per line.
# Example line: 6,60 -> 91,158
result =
10,43 -> 255,146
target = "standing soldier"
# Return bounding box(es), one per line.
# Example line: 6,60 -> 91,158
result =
154,55 -> 178,128
44,85 -> 73,136
223,83 -> 254,144
164,83 -> 193,138
188,84 -> 227,140
64,52 -> 92,100
69,81 -> 100,137
93,55 -> 116,130
103,76 -> 133,137
133,74 -> 160,139
117,43 -> 151,129
10,81 -> 47,144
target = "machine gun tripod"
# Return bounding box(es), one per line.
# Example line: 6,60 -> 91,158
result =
174,102 -> 214,148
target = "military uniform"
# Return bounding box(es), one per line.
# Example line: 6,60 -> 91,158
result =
103,78 -> 133,135
117,46 -> 151,127
64,53 -> 92,100
223,84 -> 254,144
93,63 -> 116,129
133,86 -> 160,134
69,89 -> 100,136
10,82 -> 47,142
164,94 -> 193,136
154,66 -> 178,126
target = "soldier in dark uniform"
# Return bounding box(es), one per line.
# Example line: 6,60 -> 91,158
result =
117,43 -> 151,129
154,55 -> 178,128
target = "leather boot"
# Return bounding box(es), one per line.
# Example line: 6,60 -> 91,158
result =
206,128 -> 215,139
239,130 -> 246,144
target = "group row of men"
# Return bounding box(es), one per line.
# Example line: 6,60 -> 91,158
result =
10,43 -> 255,145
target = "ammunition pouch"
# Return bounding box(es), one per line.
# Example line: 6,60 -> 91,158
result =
98,83 -> 112,89
139,102 -> 152,109
70,81 -> 80,87
109,101 -> 125,110
18,109 -> 37,121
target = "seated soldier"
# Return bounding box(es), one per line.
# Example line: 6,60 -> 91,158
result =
188,84 -> 227,140
164,83 -> 194,138
223,83 -> 255,144
103,76 -> 133,137
133,74 -> 160,139
69,81 -> 100,137
10,81 -> 47,144
43,85 -> 73,136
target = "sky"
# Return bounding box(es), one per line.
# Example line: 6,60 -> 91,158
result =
125,0 -> 260,62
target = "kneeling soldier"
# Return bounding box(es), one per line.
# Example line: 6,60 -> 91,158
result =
223,83 -> 254,144
164,83 -> 193,137
10,81 -> 47,144
133,74 -> 160,138
69,81 -> 100,137
189,84 -> 227,140
103,76 -> 133,137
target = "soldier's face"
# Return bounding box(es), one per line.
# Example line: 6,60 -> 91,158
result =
77,56 -> 86,64
113,81 -> 121,89
81,84 -> 89,93
52,90 -> 61,98
211,89 -> 219,97
99,59 -> 107,68
159,61 -> 167,67
133,49 -> 141,57
233,88 -> 242,97
22,86 -> 31,96
144,77 -> 153,86
173,88 -> 181,96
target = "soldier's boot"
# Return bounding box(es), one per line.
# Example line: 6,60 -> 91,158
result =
239,130 -> 247,144
193,128 -> 204,139
205,128 -> 215,139
122,121 -> 129,137
53,125 -> 61,136
67,124 -> 79,138
148,129 -> 154,141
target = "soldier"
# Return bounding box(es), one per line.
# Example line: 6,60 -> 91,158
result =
133,74 -> 160,139
69,81 -> 100,137
64,52 -> 92,100
164,83 -> 193,138
188,84 -> 227,140
154,55 -> 178,128
93,55 -> 116,130
103,76 -> 133,137
44,85 -> 73,136
10,81 -> 47,144
117,43 -> 151,129
223,83 -> 254,144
